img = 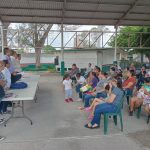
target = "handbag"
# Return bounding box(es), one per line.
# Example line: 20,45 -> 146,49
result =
80,84 -> 92,92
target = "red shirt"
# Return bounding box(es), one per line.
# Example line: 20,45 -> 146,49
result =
123,77 -> 136,90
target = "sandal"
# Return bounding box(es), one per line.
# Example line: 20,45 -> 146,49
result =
85,107 -> 91,112
78,106 -> 85,110
84,123 -> 92,129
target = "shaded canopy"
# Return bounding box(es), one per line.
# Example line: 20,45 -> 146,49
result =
0,0 -> 150,26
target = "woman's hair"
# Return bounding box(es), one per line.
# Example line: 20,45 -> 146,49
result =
144,77 -> 150,83
3,60 -> 9,66
76,73 -> 81,77
63,74 -> 70,80
110,67 -> 116,72
95,66 -> 101,72
105,84 -> 110,91
112,78 -> 122,89
92,72 -> 97,77
129,70 -> 135,76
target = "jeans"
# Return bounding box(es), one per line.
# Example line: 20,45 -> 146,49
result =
91,103 -> 118,126
76,84 -> 82,99
84,94 -> 95,108
11,74 -> 22,84
0,101 -> 10,113
96,92 -> 107,99
124,88 -> 133,105
65,89 -> 72,99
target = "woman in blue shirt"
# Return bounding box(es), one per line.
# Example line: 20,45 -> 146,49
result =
85,78 -> 124,129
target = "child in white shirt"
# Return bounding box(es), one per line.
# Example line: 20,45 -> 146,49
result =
63,74 -> 73,103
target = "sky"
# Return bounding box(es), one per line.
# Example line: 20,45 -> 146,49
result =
9,24 -> 116,49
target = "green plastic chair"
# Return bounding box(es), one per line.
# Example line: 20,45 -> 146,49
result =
102,95 -> 125,135
137,105 -> 142,119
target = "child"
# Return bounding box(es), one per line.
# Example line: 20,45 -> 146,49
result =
63,74 -> 73,103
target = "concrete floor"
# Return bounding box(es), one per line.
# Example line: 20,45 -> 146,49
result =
0,73 -> 150,150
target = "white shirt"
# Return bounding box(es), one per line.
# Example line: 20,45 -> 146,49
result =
63,79 -> 72,90
11,56 -> 22,72
76,76 -> 86,85
2,67 -> 11,88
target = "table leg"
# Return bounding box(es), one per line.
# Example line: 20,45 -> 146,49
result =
34,95 -> 37,103
4,101 -> 33,126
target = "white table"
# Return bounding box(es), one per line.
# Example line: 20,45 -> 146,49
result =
2,74 -> 40,126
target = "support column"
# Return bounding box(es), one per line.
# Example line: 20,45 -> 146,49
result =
61,23 -> 65,76
0,22 -> 4,59
114,26 -> 118,64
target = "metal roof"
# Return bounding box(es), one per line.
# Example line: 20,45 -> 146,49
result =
0,0 -> 150,26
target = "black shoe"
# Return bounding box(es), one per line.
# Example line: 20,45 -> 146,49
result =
147,115 -> 150,124
129,111 -> 133,116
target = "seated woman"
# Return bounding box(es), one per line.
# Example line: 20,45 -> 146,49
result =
85,84 -> 111,120
78,72 -> 104,110
123,70 -> 136,104
85,78 -> 124,129
129,77 -> 150,116
136,66 -> 146,90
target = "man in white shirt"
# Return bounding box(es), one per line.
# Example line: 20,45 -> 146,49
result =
2,60 -> 11,89
76,73 -> 86,101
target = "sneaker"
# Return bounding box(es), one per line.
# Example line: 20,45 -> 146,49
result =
69,98 -> 73,102
65,99 -> 69,103
0,118 -> 5,125
3,110 -> 11,114
0,136 -> 5,141
129,111 -> 133,116
76,98 -> 82,102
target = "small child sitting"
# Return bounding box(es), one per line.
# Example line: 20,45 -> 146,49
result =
63,74 -> 73,103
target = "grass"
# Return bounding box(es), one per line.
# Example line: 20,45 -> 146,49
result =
22,64 -> 56,72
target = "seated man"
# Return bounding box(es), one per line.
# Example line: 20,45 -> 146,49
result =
75,73 -> 86,101
2,60 -> 11,89
68,64 -> 79,83
4,48 -> 22,83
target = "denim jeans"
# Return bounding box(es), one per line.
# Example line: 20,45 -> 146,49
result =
84,94 -> 95,108
0,101 -> 10,113
76,84 -> 82,99
96,92 -> 107,99
91,103 -> 118,126
11,74 -> 22,84
65,89 -> 72,99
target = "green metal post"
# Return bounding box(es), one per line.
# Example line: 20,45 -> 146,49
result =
61,61 -> 65,76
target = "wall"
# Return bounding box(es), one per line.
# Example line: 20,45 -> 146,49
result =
2,49 -> 126,70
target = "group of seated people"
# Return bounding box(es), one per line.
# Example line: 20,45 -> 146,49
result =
69,63 -> 150,129
0,47 -> 22,120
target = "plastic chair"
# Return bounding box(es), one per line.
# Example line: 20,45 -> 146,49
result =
136,105 -> 142,119
103,95 -> 125,135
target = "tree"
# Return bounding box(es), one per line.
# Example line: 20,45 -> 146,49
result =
43,45 -> 56,53
13,24 -> 53,68
109,26 -> 150,63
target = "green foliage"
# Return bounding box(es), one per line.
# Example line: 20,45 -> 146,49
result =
43,45 -> 56,53
109,26 -> 150,62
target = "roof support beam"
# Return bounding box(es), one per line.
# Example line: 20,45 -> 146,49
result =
2,14 -> 150,22
115,0 -> 139,26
